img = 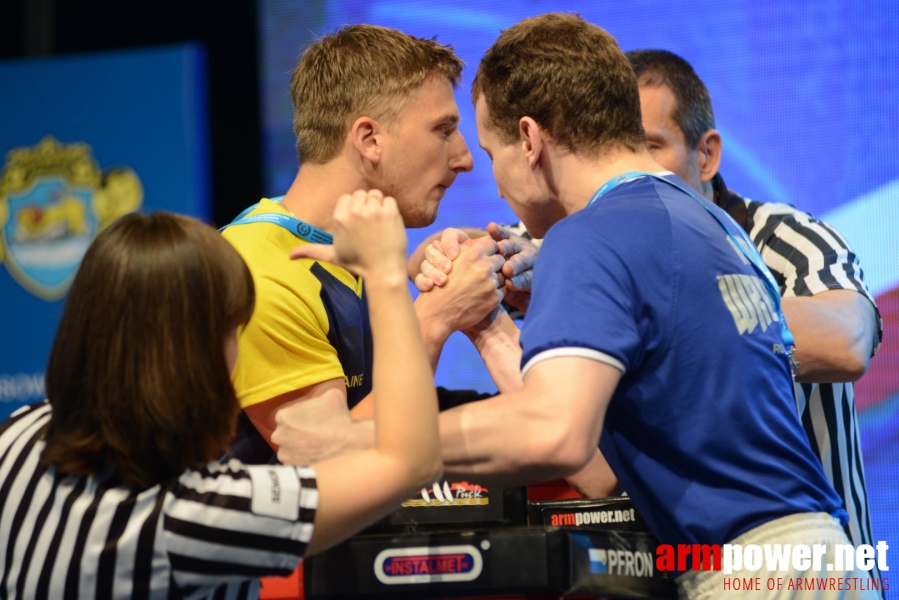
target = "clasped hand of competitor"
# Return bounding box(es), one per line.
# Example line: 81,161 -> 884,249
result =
409,227 -> 510,340
413,222 -> 536,316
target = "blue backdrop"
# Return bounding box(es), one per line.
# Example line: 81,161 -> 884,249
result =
0,45 -> 210,416
258,0 -> 899,574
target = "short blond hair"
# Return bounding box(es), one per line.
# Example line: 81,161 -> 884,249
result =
290,25 -> 463,165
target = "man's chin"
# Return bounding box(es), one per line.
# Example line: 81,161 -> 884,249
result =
395,185 -> 449,228
512,199 -> 568,240
399,206 -> 439,229
509,207 -> 544,239
521,221 -> 547,239
407,212 -> 439,229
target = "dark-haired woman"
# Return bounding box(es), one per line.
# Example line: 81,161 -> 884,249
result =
0,189 -> 440,598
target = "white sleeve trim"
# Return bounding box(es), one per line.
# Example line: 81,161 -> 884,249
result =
521,347 -> 626,378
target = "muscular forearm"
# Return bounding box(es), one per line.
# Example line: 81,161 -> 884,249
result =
465,310 -> 523,393
781,290 -> 877,383
282,308 -> 443,464
439,358 -> 619,487
565,448 -> 620,498
414,299 -> 453,372
439,389 -> 591,487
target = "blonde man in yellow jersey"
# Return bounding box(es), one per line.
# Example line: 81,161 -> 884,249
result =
224,25 -> 522,465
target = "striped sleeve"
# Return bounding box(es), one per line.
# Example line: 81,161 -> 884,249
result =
744,199 -> 883,355
164,460 -> 317,590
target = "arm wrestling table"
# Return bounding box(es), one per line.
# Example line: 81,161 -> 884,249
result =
260,480 -> 676,600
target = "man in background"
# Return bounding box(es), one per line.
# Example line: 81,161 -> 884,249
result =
626,49 -> 882,557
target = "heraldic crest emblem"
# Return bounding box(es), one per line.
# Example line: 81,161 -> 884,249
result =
0,136 -> 143,300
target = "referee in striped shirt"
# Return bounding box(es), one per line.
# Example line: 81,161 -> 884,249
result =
1,402 -> 318,599
1,199 -> 443,599
626,50 -> 882,564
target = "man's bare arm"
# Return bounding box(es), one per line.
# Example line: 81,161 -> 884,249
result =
412,239 -> 506,367
243,378 -> 375,465
565,448 -> 620,498
782,289 -> 878,383
411,227 -> 534,393
316,292 -> 499,425
438,356 -> 621,487
463,309 -> 524,393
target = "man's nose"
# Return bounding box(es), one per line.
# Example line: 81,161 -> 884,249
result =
450,132 -> 474,173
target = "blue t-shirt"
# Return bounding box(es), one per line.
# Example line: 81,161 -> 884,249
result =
520,174 -> 846,546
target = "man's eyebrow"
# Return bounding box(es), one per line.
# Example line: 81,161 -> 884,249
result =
434,113 -> 460,125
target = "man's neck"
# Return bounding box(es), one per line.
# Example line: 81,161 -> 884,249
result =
552,146 -> 667,217
280,159 -> 368,233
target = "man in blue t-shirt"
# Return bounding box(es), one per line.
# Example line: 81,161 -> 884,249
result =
426,13 -> 879,599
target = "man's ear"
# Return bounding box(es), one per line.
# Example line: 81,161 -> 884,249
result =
519,117 -> 545,169
350,116 -> 384,165
696,129 -> 722,184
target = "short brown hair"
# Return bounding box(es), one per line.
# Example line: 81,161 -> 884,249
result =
291,24 -> 464,165
42,212 -> 255,489
472,13 -> 645,154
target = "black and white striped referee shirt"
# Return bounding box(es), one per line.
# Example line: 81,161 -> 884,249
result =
509,195 -> 883,552
742,196 -> 883,555
0,401 -> 318,599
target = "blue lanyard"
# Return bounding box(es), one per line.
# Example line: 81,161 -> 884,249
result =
219,196 -> 333,245
586,172 -> 796,355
